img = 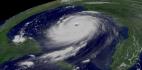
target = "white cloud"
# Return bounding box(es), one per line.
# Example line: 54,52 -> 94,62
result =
12,35 -> 26,43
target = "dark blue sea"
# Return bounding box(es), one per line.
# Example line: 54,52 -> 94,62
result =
0,5 -> 137,70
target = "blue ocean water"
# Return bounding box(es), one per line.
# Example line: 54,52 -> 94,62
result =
129,52 -> 142,70
0,55 -> 33,70
0,5 -> 130,70
66,13 -> 128,70
7,5 -> 85,41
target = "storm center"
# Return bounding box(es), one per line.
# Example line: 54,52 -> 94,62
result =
46,13 -> 100,45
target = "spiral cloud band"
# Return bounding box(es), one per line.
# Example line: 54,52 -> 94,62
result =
3,5 -> 128,70
38,11 -> 102,62
46,11 -> 100,47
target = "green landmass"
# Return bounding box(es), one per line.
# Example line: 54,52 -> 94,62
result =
0,0 -> 142,70
79,0 -> 142,69
57,61 -> 74,70
0,1 -> 61,63
83,0 -> 142,69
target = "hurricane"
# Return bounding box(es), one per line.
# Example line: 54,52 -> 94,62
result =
0,4 -> 128,70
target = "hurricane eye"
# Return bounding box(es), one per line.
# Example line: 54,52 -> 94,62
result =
2,0 -> 138,70
7,4 -> 124,62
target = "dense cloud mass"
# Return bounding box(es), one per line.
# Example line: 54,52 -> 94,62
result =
0,5 -> 128,70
